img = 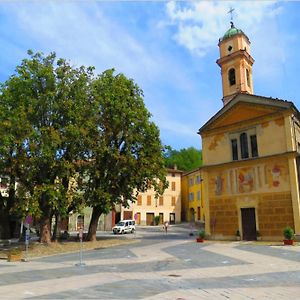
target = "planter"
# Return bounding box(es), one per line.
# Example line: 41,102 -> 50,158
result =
236,236 -> 241,241
196,238 -> 204,243
283,239 -> 294,246
7,253 -> 22,262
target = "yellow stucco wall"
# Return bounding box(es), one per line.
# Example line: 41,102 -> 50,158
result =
181,169 -> 206,227
203,115 -> 287,166
181,176 -> 189,221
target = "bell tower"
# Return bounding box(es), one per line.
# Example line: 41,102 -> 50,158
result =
217,22 -> 254,106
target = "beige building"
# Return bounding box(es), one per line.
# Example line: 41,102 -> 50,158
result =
199,22 -> 300,240
122,168 -> 182,225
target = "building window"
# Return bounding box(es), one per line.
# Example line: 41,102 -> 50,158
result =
246,69 -> 250,87
228,68 -> 236,86
240,132 -> 249,159
250,135 -> 258,157
197,191 -> 201,201
137,195 -> 142,206
172,173 -> 175,177
189,192 -> 194,201
231,139 -> 238,160
147,195 -> 151,206
230,129 -> 259,161
171,182 -> 176,191
171,196 -> 176,206
188,177 -> 193,186
196,175 -> 201,184
159,196 -> 164,206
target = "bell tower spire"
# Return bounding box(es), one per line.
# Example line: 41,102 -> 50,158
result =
216,22 -> 254,106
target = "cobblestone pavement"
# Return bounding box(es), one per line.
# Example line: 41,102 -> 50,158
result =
0,225 -> 300,299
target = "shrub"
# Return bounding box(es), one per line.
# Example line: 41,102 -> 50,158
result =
154,216 -> 161,226
283,227 -> 294,240
236,230 -> 240,237
198,229 -> 206,239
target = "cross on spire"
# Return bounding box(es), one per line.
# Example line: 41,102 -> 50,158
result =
228,7 -> 235,21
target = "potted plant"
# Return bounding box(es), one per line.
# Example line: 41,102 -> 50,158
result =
283,226 -> 294,245
7,248 -> 23,262
256,230 -> 262,241
236,230 -> 241,241
196,229 -> 205,242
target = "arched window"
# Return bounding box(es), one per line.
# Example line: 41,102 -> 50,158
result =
228,68 -> 236,86
246,69 -> 250,87
240,132 -> 249,159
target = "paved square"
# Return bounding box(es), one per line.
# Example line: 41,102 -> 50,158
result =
0,226 -> 299,299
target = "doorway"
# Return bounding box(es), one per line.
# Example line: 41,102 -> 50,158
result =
169,213 -> 175,224
135,213 -> 141,225
123,211 -> 133,220
241,208 -> 257,240
146,213 -> 154,225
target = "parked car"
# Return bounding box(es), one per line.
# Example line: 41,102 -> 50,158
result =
112,220 -> 136,234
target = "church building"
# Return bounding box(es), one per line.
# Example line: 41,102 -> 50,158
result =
199,22 -> 300,240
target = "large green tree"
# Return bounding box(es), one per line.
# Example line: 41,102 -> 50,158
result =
0,51 -> 90,242
164,146 -> 202,172
0,52 -> 167,243
84,69 -> 167,241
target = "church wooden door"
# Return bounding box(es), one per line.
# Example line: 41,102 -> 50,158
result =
241,208 -> 257,240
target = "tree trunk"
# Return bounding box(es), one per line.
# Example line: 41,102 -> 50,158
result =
51,213 -> 61,242
40,215 -> 52,244
86,206 -> 102,241
0,211 -> 11,239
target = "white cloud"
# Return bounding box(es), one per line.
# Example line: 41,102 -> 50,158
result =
165,1 -> 279,57
9,2 -> 197,94
14,3 -> 156,80
3,1 -> 205,149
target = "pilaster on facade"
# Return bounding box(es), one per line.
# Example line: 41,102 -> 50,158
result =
287,157 -> 300,234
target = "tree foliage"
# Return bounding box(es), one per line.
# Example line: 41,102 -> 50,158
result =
163,146 -> 202,172
84,70 -> 167,241
0,51 -> 93,242
0,51 -> 167,242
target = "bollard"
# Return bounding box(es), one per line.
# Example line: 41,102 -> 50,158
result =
75,228 -> 85,267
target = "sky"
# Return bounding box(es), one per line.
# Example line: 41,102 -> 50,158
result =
0,1 -> 299,150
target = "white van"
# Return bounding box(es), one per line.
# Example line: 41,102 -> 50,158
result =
112,220 -> 136,234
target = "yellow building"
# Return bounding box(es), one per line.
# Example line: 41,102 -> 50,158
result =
181,168 -> 205,223
199,22 -> 300,241
122,168 -> 182,225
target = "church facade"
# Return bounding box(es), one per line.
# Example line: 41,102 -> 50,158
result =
199,23 -> 300,240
